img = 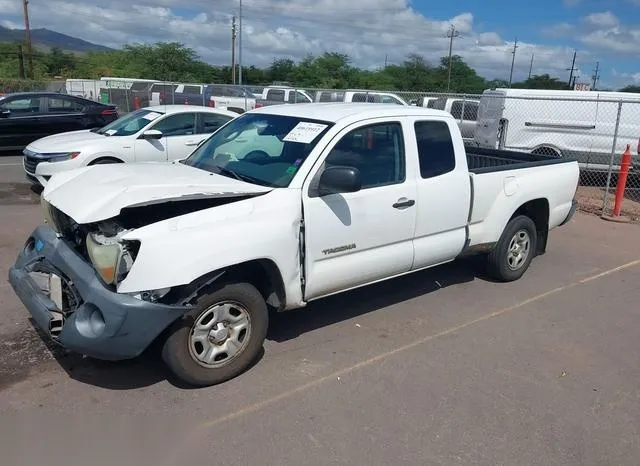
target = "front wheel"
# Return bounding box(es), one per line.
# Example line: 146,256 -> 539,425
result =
486,215 -> 538,282
162,282 -> 268,386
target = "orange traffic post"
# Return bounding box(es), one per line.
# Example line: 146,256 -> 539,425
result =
612,144 -> 632,217
133,96 -> 140,110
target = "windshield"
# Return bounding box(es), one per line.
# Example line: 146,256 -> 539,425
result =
95,108 -> 163,136
183,113 -> 333,188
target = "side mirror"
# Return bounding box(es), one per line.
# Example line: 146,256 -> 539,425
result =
0,109 -> 10,119
140,129 -> 163,140
315,165 -> 361,197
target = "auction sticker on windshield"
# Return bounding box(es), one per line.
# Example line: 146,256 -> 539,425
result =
283,122 -> 328,143
142,112 -> 162,121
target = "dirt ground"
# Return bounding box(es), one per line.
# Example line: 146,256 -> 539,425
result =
575,185 -> 640,222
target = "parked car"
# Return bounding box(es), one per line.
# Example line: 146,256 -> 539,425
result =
0,92 -> 118,153
9,103 -> 579,387
23,105 -> 237,186
314,90 -> 409,105
474,88 -> 640,172
149,84 -> 256,114
255,86 -> 314,107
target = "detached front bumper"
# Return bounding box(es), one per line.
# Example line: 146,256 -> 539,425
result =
8,225 -> 188,361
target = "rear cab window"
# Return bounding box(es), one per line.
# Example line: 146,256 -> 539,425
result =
414,120 -> 456,179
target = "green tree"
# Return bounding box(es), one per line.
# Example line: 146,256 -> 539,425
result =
619,85 -> 640,93
46,47 -> 77,77
512,74 -> 569,90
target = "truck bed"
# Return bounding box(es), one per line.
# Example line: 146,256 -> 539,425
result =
465,145 -> 576,174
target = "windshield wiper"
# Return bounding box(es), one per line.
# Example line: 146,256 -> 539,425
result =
210,166 -> 271,186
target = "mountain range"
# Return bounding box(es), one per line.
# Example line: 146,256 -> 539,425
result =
0,25 -> 113,53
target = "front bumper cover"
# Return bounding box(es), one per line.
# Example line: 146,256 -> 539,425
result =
8,225 -> 188,361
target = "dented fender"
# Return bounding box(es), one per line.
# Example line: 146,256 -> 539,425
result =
116,189 -> 305,308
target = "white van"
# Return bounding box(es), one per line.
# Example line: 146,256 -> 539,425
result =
474,88 -> 640,171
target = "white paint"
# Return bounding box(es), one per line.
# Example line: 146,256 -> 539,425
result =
474,87 -> 640,171
43,162 -> 271,224
24,105 -> 239,186
282,122 -> 328,143
41,104 -> 580,310
142,112 -> 161,121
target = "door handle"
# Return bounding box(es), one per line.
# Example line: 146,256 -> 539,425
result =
185,140 -> 203,146
392,198 -> 415,209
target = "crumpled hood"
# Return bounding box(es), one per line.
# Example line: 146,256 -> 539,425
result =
43,162 -> 272,224
27,129 -> 107,152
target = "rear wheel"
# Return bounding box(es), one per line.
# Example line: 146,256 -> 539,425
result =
486,215 -> 537,282
161,282 -> 268,387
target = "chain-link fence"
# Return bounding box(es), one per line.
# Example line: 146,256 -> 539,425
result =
2,78 -> 640,222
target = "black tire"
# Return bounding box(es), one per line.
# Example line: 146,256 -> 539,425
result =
161,282 -> 268,387
486,215 -> 538,282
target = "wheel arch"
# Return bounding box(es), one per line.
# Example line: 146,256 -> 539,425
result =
87,154 -> 125,165
168,258 -> 287,312
509,198 -> 550,255
531,144 -> 563,158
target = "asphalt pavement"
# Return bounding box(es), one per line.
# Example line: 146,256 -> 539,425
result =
1,163 -> 640,466
0,156 -> 23,184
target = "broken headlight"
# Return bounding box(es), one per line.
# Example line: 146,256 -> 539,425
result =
86,233 -> 139,286
41,197 -> 57,233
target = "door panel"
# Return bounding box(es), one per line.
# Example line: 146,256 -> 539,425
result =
135,112 -> 197,162
302,120 -> 417,300
0,96 -> 44,149
411,119 -> 470,269
45,96 -> 86,134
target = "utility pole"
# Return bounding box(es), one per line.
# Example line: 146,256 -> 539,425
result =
384,54 -> 388,68
567,49 -> 577,89
592,61 -> 600,90
446,24 -> 459,93
508,37 -> 518,87
22,0 -> 34,79
238,0 -> 243,85
528,52 -> 534,80
17,44 -> 25,79
231,16 -> 237,85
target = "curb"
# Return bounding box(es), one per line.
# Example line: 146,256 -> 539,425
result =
600,214 -> 633,224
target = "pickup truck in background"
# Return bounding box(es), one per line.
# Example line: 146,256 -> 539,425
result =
9,103 -> 579,387
150,83 -> 256,113
315,90 -> 409,106
254,86 -> 314,108
425,96 -> 480,141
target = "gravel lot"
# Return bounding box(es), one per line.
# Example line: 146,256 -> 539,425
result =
1,157 -> 640,466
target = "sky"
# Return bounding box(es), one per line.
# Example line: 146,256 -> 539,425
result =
1,0 -> 640,89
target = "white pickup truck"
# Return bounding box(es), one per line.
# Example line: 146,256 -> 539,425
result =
9,103 -> 579,387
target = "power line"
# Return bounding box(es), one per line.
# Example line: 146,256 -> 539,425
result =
446,24 -> 459,93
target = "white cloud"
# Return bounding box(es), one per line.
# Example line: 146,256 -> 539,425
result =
583,11 -> 619,29
0,0 -> 598,83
